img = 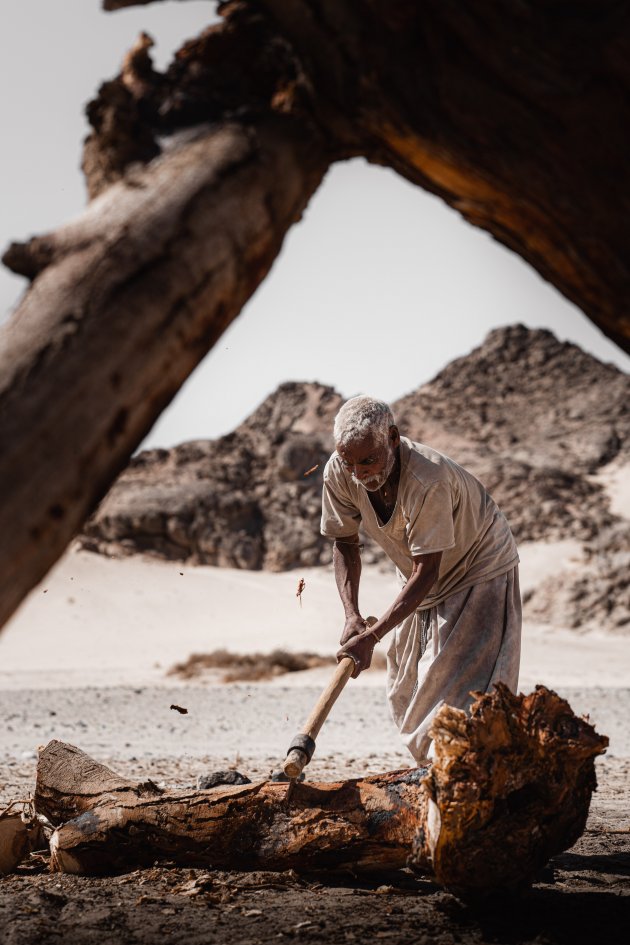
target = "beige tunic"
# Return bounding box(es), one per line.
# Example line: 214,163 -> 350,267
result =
321,436 -> 518,608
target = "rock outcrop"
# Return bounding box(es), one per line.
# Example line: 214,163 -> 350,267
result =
394,324 -> 628,543
523,522 -> 630,634
80,325 -> 629,582
80,383 -> 342,571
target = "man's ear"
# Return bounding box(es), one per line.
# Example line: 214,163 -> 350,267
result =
390,425 -> 400,446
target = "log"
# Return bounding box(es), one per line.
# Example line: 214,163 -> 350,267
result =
412,684 -> 610,898
34,686 -> 607,898
35,741 -> 429,876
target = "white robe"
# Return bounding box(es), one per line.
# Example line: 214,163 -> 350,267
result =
386,567 -> 522,763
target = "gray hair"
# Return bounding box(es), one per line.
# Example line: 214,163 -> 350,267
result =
333,395 -> 395,448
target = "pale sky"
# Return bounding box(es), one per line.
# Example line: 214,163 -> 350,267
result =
2,0 -> 629,449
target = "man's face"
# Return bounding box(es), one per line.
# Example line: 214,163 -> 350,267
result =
336,428 -> 399,492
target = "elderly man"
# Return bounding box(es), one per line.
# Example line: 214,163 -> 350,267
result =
321,395 -> 521,764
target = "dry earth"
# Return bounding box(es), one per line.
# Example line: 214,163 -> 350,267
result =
0,752 -> 628,945
1,680 -> 629,945
1,535 -> 629,942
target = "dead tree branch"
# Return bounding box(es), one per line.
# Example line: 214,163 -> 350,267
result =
0,116 -> 327,629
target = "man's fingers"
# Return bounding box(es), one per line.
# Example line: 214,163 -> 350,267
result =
337,646 -> 357,662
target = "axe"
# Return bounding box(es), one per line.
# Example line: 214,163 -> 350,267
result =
282,617 -> 377,796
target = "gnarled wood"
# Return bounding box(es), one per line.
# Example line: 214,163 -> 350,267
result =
413,684 -> 609,898
34,687 -> 607,898
0,115 -> 326,631
99,0 -> 630,353
258,0 -> 630,353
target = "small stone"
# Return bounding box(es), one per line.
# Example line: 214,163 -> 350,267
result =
196,770 -> 251,790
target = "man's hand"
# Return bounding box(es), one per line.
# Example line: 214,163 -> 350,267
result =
339,614 -> 368,646
337,629 -> 376,678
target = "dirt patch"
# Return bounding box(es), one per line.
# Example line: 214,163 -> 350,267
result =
167,648 -> 386,682
0,758 -> 628,945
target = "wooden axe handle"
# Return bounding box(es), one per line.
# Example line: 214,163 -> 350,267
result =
282,617 -> 377,780
283,658 -> 354,779
303,656 -> 355,741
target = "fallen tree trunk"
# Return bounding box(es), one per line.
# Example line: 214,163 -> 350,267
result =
98,0 -> 630,353
34,686 -> 607,898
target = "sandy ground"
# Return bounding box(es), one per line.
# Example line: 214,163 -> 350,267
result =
0,537 -> 627,691
1,523 -> 628,943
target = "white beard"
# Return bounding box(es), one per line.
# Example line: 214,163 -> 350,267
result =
351,448 -> 396,492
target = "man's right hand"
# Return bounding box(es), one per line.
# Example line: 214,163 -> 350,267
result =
339,614 -> 368,646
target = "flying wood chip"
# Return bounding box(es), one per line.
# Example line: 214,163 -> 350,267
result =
170,704 -> 188,715
303,465 -> 319,477
296,578 -> 306,606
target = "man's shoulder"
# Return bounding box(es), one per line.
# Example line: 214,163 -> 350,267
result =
323,451 -> 343,481
401,437 -> 454,487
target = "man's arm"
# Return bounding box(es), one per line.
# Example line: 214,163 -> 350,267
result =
339,550 -> 443,676
333,536 -> 369,645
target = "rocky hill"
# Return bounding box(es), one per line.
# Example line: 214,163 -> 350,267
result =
393,324 -> 628,544
80,383 -> 342,571
80,325 -> 629,580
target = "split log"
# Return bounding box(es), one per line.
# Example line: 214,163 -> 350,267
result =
34,686 -> 607,898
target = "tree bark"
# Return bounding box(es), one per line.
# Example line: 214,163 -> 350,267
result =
257,0 -> 630,353
0,115 -> 327,631
99,1 -> 630,351
35,740 -> 429,876
34,687 -> 607,898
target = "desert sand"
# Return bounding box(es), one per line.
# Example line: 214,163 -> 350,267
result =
0,476 -> 628,944
1,536 -> 628,691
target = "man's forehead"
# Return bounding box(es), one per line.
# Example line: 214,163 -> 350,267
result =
336,433 -> 382,458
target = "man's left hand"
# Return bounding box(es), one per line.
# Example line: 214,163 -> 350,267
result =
337,631 -> 376,678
